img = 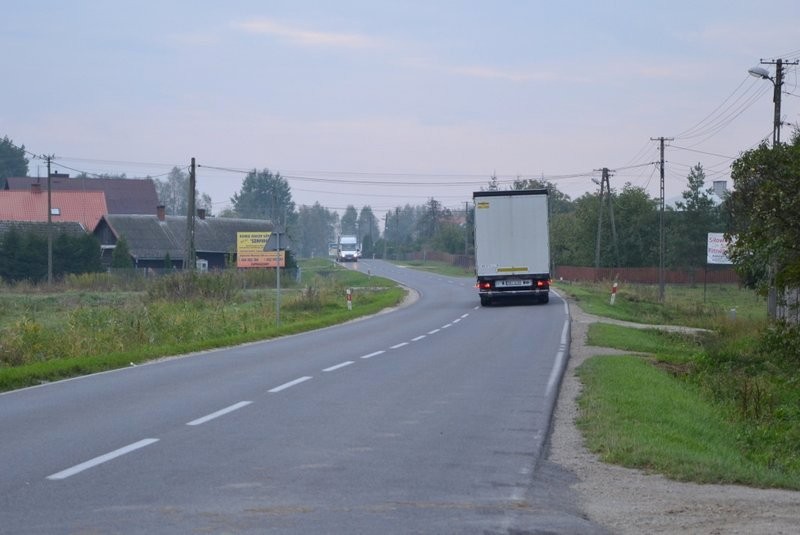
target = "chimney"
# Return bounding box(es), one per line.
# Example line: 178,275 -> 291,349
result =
156,205 -> 166,221
31,182 -> 42,194
197,208 -> 206,220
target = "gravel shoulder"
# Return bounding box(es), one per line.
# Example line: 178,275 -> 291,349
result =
548,298 -> 800,534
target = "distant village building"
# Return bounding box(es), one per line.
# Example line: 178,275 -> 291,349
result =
2,175 -> 276,271
94,207 -> 274,270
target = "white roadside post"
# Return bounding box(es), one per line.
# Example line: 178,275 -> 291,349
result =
346,288 -> 353,311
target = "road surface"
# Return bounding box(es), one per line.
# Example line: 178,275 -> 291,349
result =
0,259 -> 604,533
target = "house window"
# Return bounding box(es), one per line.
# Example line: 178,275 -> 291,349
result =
51,208 -> 61,216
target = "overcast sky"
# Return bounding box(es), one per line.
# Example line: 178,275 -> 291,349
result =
3,1 -> 799,219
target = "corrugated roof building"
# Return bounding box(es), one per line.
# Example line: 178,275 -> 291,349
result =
94,209 -> 274,269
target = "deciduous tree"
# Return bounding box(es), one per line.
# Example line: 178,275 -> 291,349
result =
0,136 -> 29,180
728,134 -> 800,293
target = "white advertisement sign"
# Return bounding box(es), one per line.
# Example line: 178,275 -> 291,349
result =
707,233 -> 733,265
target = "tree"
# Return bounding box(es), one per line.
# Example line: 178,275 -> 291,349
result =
431,222 -> 464,254
340,205 -> 358,235
512,177 -> 573,214
416,198 -> 448,241
0,136 -> 29,180
296,202 -> 338,258
111,237 -> 134,269
384,204 -> 419,256
614,184 -> 659,268
728,134 -> 800,294
155,167 -> 212,216
231,169 -> 295,225
667,164 -> 723,271
54,233 -> 102,277
75,172 -> 128,179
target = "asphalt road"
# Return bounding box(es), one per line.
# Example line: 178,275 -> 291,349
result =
0,260 -> 605,534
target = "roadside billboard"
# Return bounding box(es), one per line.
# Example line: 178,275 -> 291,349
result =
707,232 -> 733,265
237,232 -> 285,268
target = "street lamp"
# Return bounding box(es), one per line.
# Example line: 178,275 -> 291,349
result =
748,61 -> 783,318
748,62 -> 782,147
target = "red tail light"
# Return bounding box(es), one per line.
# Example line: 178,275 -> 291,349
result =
478,281 -> 492,290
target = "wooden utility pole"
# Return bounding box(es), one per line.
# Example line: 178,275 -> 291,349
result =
185,157 -> 196,270
383,212 -> 388,259
755,58 -> 798,318
464,201 -> 470,257
45,155 -> 54,285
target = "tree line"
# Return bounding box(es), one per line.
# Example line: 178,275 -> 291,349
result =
3,132 -> 799,300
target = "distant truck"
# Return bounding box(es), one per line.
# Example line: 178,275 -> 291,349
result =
337,235 -> 361,262
473,189 -> 551,306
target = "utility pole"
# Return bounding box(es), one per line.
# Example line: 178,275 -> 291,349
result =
44,154 -> 54,285
756,58 -> 796,146
185,157 -> 196,270
651,137 -> 673,303
593,167 -> 618,272
383,212 -> 388,259
752,58 -> 797,317
464,201 -> 470,257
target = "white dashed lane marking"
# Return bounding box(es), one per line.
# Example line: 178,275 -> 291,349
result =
269,376 -> 313,393
323,361 -> 354,372
47,438 -> 160,480
187,401 -> 252,426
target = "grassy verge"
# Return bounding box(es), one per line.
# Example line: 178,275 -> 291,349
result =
577,354 -> 795,488
556,280 -> 765,328
572,280 -> 800,489
392,259 -> 473,278
0,261 -> 404,392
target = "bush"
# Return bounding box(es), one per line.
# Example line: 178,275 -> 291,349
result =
758,321 -> 800,369
146,270 -> 241,302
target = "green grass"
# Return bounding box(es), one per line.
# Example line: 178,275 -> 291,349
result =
576,355 -> 796,488
0,263 -> 404,392
556,280 -> 765,328
573,279 -> 800,489
586,323 -> 707,364
393,259 -> 473,278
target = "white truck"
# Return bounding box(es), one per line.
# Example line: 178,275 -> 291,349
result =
337,235 -> 360,262
473,189 -> 551,306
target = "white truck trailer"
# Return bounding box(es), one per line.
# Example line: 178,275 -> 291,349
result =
337,235 -> 360,262
473,189 -> 551,306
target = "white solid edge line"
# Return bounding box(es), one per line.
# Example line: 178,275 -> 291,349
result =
269,376 -> 313,393
361,350 -> 385,359
187,401 -> 252,426
546,320 -> 571,398
323,361 -> 355,372
47,438 -> 159,480
390,342 -> 408,349
411,335 -> 426,342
